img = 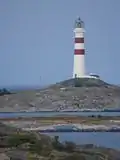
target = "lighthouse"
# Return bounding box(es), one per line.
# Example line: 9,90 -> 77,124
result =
73,17 -> 85,78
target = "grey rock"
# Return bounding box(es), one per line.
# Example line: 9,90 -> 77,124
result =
0,78 -> 120,112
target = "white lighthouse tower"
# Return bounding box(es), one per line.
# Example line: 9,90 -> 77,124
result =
73,17 -> 85,78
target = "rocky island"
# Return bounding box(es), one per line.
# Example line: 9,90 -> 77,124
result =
2,115 -> 120,132
0,78 -> 120,112
0,122 -> 120,160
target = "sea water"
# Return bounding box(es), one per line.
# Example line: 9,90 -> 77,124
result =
44,132 -> 120,149
0,111 -> 120,118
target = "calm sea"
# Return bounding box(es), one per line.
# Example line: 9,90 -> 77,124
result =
44,132 -> 120,149
0,111 -> 120,118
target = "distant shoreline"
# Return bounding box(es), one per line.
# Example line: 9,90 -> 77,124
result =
2,115 -> 120,133
0,108 -> 120,113
39,129 -> 120,133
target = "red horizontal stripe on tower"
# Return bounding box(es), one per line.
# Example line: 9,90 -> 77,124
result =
74,49 -> 85,55
75,38 -> 84,43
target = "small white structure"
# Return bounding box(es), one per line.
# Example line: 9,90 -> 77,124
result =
73,17 -> 85,78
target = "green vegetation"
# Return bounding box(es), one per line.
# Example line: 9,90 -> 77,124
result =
57,78 -> 109,88
7,133 -> 36,147
61,153 -> 86,160
3,132 -> 118,159
0,123 -> 119,160
74,78 -> 108,87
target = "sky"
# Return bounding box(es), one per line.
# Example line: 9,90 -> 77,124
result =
0,0 -> 120,88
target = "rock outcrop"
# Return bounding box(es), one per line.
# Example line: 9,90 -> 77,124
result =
0,122 -> 120,160
0,78 -> 120,112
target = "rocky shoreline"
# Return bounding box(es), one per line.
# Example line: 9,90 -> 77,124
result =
22,124 -> 120,132
2,115 -> 120,133
0,122 -> 120,160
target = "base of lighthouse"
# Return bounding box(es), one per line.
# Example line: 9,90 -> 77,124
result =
73,54 -> 85,78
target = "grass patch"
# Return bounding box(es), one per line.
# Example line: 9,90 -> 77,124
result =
84,119 -> 106,125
